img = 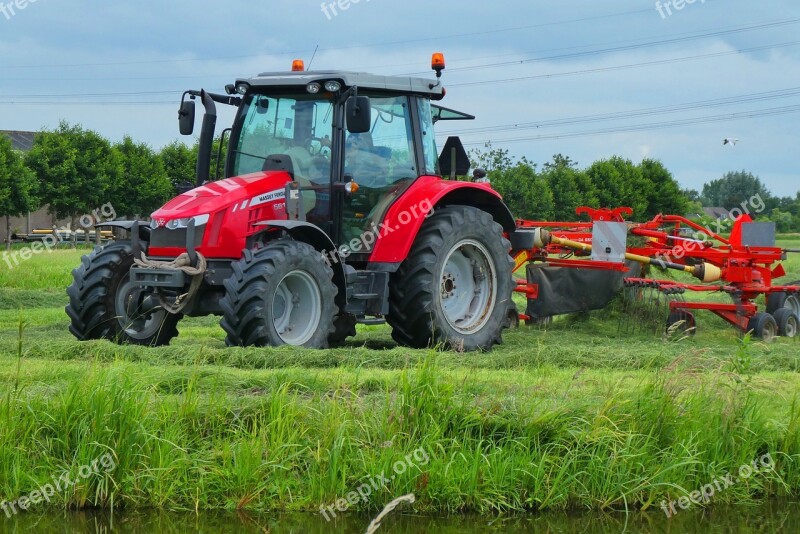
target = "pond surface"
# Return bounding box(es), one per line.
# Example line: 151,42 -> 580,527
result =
1,501 -> 797,533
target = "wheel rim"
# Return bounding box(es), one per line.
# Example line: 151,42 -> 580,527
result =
439,239 -> 497,335
272,270 -> 322,345
785,295 -> 800,317
114,275 -> 169,340
785,315 -> 798,338
762,320 -> 777,342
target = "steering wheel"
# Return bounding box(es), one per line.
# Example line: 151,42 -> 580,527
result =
308,136 -> 332,158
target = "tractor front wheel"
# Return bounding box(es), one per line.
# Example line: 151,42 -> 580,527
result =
220,240 -> 337,349
66,242 -> 181,346
388,206 -> 514,351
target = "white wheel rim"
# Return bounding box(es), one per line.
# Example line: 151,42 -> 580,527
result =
785,295 -> 800,317
785,316 -> 798,338
115,275 -> 168,340
272,270 -> 322,346
439,239 -> 497,335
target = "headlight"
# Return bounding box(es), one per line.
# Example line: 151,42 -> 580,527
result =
164,214 -> 210,230
306,82 -> 321,94
324,81 -> 341,92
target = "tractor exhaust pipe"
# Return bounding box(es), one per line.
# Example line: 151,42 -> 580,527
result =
195,89 -> 217,187
535,229 -> 722,282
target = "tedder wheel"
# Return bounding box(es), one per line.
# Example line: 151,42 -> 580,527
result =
746,312 -> 778,343
387,206 -> 514,351
66,241 -> 181,346
220,240 -> 337,349
766,283 -> 800,318
666,310 -> 697,337
772,308 -> 798,338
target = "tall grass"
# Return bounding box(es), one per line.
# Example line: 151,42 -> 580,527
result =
0,347 -> 798,513
0,245 -> 799,514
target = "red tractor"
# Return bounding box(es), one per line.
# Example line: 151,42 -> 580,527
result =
66,55 -> 517,351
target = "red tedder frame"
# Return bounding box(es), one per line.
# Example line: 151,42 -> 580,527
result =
511,207 -> 799,333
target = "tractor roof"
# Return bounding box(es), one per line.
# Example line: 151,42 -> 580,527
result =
237,70 -> 444,97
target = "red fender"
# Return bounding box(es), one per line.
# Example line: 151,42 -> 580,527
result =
368,176 -> 515,264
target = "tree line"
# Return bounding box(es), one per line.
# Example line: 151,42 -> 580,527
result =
0,121 -> 210,243
471,144 -> 800,231
2,124 -> 799,244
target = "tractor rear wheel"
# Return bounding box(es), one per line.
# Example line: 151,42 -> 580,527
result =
220,240 -> 337,348
747,312 -> 778,342
66,241 -> 181,346
388,206 -> 514,351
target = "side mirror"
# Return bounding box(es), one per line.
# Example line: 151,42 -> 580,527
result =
346,96 -> 372,134
179,100 -> 196,136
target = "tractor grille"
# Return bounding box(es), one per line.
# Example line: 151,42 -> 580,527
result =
150,225 -> 205,249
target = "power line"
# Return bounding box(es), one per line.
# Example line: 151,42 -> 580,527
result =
401,18 -> 800,76
0,8 -> 652,70
439,87 -> 800,136
448,41 -> 800,87
448,105 -> 800,146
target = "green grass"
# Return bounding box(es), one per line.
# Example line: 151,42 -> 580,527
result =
0,244 -> 799,514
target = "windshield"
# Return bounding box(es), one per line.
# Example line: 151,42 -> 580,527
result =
231,93 -> 335,185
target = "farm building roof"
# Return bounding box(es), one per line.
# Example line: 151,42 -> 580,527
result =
0,130 -> 36,152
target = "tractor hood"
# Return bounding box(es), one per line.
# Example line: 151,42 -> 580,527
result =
150,171 -> 291,226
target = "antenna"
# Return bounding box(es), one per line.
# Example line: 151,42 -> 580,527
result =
307,45 -> 320,71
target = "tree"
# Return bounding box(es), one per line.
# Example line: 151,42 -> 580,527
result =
160,140 -> 196,192
469,142 -> 514,172
586,157 -> 650,220
542,154 -> 597,220
639,159 -> 688,219
26,122 -> 116,219
26,122 -> 121,246
490,161 -> 554,220
700,171 -> 771,210
112,136 -> 173,219
0,136 -> 39,249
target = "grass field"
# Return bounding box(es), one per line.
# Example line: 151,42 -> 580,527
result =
0,241 -> 798,514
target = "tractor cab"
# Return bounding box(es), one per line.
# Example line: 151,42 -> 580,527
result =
225,67 -> 461,257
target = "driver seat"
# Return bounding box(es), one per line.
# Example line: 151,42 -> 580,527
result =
262,155 -> 316,216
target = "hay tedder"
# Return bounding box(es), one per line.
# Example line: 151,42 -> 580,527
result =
510,207 -> 800,341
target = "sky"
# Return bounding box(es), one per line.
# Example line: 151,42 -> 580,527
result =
1,0 -> 799,196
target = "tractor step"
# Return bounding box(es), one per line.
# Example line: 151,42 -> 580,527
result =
344,270 -> 389,316
351,293 -> 379,300
356,317 -> 386,326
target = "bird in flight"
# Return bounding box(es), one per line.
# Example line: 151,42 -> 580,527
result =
723,138 -> 740,146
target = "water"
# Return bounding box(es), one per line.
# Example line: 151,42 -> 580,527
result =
1,501 -> 796,533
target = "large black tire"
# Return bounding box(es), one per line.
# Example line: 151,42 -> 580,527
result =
220,240 -> 338,349
66,242 -> 181,346
772,308 -> 798,338
746,312 -> 778,343
387,206 -> 514,351
766,281 -> 800,317
329,314 -> 358,346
